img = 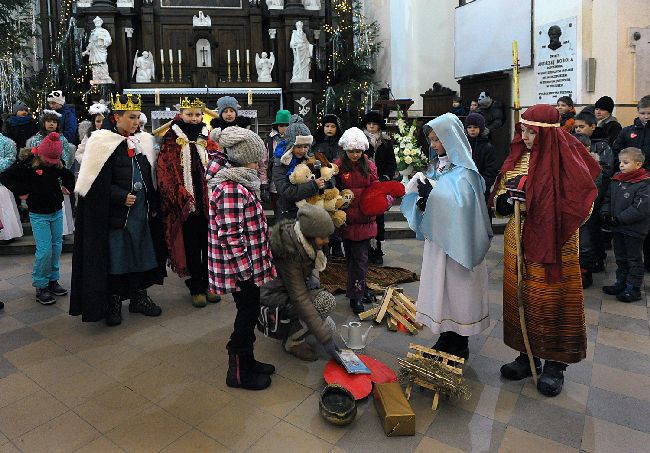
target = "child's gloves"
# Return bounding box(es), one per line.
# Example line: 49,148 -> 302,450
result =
505,175 -> 527,203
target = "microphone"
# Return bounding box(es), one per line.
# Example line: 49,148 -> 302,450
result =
131,181 -> 143,195
313,160 -> 324,194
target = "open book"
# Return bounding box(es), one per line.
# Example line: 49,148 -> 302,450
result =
338,349 -> 371,374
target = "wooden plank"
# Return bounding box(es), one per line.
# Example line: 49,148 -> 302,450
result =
387,307 -> 417,334
375,287 -> 394,323
358,306 -> 379,321
393,298 -> 418,323
395,292 -> 417,313
409,343 -> 465,369
387,316 -> 399,331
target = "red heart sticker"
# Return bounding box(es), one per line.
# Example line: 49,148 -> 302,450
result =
128,148 -> 135,158
631,133 -> 637,139
35,169 -> 43,176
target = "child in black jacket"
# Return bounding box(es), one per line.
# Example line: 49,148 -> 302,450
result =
464,113 -> 497,202
601,147 -> 650,302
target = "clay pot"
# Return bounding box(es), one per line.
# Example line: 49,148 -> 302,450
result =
319,384 -> 357,426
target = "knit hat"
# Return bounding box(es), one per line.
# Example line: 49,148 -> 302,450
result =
464,112 -> 486,134
39,109 -> 62,127
12,101 -> 29,115
273,109 -> 291,125
47,90 -> 65,106
298,204 -> 335,238
217,96 -> 239,116
360,110 -> 386,130
595,96 -> 615,113
338,127 -> 369,151
314,114 -> 343,143
284,115 -> 313,150
217,126 -> 264,166
34,132 -> 63,165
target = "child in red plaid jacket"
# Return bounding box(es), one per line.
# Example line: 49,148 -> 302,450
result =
206,126 -> 276,391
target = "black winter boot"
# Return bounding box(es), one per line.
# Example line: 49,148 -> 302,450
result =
446,332 -> 469,360
616,284 -> 642,303
331,242 -> 344,259
251,354 -> 276,375
500,353 -> 542,380
106,295 -> 122,327
431,331 -> 453,352
537,361 -> 567,397
129,290 -> 162,317
361,288 -> 376,305
226,353 -> 272,390
603,280 -> 626,295
349,298 -> 365,315
581,268 -> 593,289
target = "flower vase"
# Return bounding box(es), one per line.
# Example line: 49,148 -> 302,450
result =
399,165 -> 413,184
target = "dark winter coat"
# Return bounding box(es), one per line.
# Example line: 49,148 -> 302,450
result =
366,135 -> 397,181
601,176 -> 650,239
612,118 -> 650,170
467,135 -> 498,196
335,155 -> 378,241
590,128 -> 615,178
3,115 -> 38,149
479,100 -> 504,133
272,155 -> 319,220
0,156 -> 75,214
312,137 -> 343,163
597,115 -> 622,147
55,104 -> 79,145
261,220 -> 332,344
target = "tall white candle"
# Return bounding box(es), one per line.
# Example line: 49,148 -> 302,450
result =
160,49 -> 164,64
236,49 -> 240,63
246,49 -> 250,64
169,49 -> 173,64
178,49 -> 182,65
227,49 -> 231,64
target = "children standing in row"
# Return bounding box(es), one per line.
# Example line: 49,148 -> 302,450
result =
556,96 -> 576,133
464,113 -> 497,202
263,109 -> 291,214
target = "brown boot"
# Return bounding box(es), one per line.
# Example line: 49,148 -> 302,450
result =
286,342 -> 318,362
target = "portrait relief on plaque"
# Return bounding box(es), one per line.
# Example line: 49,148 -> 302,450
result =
160,0 -> 241,8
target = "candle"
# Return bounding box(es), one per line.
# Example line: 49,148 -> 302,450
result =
160,49 -> 164,64
247,89 -> 253,106
236,49 -> 240,63
169,49 -> 173,64
227,49 -> 231,64
246,49 -> 250,64
178,49 -> 182,65
154,89 -> 160,106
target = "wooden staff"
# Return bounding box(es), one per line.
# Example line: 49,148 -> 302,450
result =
514,200 -> 537,385
512,40 -> 521,123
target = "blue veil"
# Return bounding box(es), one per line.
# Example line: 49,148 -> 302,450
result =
401,113 -> 492,269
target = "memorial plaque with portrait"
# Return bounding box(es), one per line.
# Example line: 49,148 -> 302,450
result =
160,0 -> 241,8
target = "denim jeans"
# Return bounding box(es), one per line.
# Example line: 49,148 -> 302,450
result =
29,210 -> 63,289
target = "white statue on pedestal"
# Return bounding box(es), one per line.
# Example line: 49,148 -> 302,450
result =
193,11 -> 211,27
266,0 -> 283,9
255,52 -> 275,82
83,16 -> 114,84
290,21 -> 313,83
132,50 -> 155,83
303,0 -> 320,10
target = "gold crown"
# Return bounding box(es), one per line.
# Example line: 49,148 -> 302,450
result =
179,97 -> 206,110
111,93 -> 142,111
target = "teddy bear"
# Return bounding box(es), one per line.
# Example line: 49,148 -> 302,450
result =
289,163 -> 325,209
339,189 -> 354,209
322,187 -> 347,228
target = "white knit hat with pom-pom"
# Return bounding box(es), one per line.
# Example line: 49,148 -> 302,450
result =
338,127 -> 369,151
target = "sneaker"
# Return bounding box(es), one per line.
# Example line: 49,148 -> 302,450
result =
129,290 -> 162,317
191,293 -> 207,308
602,280 -> 626,295
47,281 -> 68,296
616,284 -> 642,303
36,288 -> 56,305
206,291 -> 221,303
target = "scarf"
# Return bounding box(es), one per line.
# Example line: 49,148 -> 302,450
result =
171,124 -> 209,213
209,166 -> 261,197
7,115 -> 33,127
436,155 -> 450,173
363,129 -> 382,151
612,168 -> 650,183
293,222 -> 327,272
274,139 -> 299,176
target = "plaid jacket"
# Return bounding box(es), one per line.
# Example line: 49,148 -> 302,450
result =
208,179 -> 276,294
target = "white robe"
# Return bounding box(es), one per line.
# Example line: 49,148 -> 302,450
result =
415,230 -> 489,337
0,185 -> 23,240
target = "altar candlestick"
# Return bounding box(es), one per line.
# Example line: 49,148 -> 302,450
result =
178,49 -> 182,64
160,49 -> 165,82
227,49 -> 232,82
227,49 -> 231,64
236,49 -> 240,63
169,49 -> 174,82
236,49 -> 241,82
246,49 -> 251,82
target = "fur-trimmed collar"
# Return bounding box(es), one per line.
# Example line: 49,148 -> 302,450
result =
75,129 -> 158,197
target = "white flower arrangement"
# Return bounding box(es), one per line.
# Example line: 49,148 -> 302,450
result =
392,113 -> 427,172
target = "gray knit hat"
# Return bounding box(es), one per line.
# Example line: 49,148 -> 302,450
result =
217,126 -> 264,166
217,96 -> 239,116
298,204 -> 335,238
284,115 -> 313,150
12,101 -> 29,115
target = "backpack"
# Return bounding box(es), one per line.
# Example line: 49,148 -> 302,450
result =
257,303 -> 292,340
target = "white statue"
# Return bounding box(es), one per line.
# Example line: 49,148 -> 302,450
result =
290,21 -> 313,83
82,16 -> 114,84
193,11 -> 211,27
266,0 -> 283,9
302,0 -> 320,10
255,52 -> 275,82
132,50 -> 155,83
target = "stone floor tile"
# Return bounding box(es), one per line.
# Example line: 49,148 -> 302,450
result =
123,362 -> 193,403
158,380 -> 233,427
585,307 -> 600,326
30,314 -> 80,338
463,355 -> 528,393
509,395 -> 585,448
13,410 -> 100,453
414,436 -> 464,452
0,327 -> 42,355
74,385 -> 152,433
75,435 -> 125,453
11,305 -> 64,326
0,389 -> 67,439
424,404 -> 506,453
160,429 -> 229,452
105,405 -> 191,453
596,327 -> 650,355
601,299 -> 648,320
22,354 -> 95,387
587,387 -> 650,434
89,346 -> 163,382
591,363 -> 650,403
46,368 -> 117,408
284,390 -> 353,445
197,399 -> 280,452
499,426 -> 578,453
0,316 -> 24,336
0,442 -> 20,453
479,337 -> 520,363
0,359 -> 16,379
593,343 -> 650,376
582,415 -> 650,453
0,373 -> 41,409
249,420 -> 332,453
3,339 -> 67,369
563,357 -> 593,386
597,312 -> 650,336
336,408 -> 423,453
228,373 -> 312,418
450,378 -> 519,424
520,379 -> 589,414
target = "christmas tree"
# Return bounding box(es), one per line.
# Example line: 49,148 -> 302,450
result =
319,0 -> 382,129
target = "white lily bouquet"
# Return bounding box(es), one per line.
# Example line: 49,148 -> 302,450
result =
393,116 -> 427,183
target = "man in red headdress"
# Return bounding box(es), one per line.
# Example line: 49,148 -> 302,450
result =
491,104 -> 601,397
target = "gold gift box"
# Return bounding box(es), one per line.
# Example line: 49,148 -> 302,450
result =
373,382 -> 416,437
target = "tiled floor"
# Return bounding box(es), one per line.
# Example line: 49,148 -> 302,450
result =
0,235 -> 649,452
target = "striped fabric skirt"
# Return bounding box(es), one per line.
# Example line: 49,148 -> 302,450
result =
502,217 -> 587,364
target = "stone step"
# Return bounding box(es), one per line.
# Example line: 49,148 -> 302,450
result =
0,236 -> 75,256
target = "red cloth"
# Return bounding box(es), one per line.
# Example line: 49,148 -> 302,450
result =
324,354 -> 397,400
491,104 -> 601,283
359,181 -> 405,217
612,168 -> 650,183
334,155 -> 378,242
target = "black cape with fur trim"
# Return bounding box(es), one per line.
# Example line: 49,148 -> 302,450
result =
70,139 -> 166,322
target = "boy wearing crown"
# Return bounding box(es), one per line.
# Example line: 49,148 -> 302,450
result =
71,94 -> 166,326
157,97 -> 217,307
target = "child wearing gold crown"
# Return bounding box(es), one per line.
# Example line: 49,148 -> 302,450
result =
71,93 -> 166,326
157,97 -> 217,307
